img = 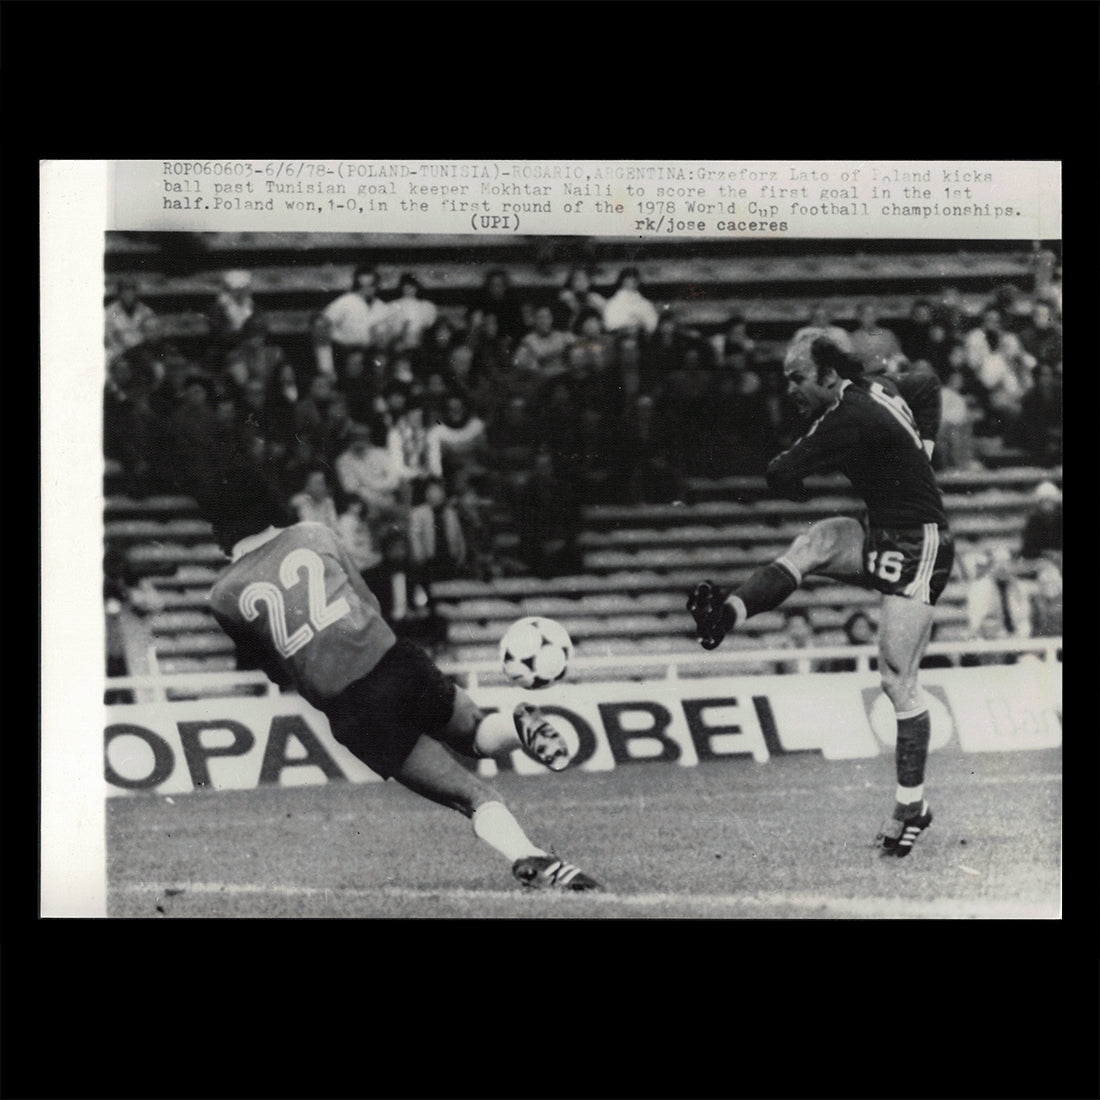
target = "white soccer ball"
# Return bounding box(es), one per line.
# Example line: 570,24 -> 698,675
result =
499,616 -> 574,689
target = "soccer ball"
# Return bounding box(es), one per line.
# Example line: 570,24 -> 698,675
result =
499,617 -> 573,689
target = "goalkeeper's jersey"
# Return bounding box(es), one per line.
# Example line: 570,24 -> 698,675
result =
209,522 -> 396,710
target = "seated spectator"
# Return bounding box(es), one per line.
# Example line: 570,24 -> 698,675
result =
316,264 -> 393,378
1017,363 -> 1062,466
208,269 -> 266,364
337,348 -> 380,428
514,449 -> 583,579
1029,559 -> 1063,638
966,545 -> 1031,640
361,525 -> 445,647
105,277 -> 157,366
556,266 -> 607,331
792,302 -> 852,351
603,266 -> 660,336
290,466 -> 342,533
518,304 -> 574,375
1020,481 -> 1063,568
426,392 -> 489,489
385,272 -> 438,351
642,310 -> 706,391
334,419 -> 406,531
416,315 -> 464,377
573,307 -> 616,371
776,610 -> 815,674
167,373 -> 224,489
467,308 -> 515,378
964,308 -> 1034,433
1017,300 -> 1062,369
935,368 -> 981,471
292,372 -> 339,460
408,476 -> 467,585
849,301 -> 902,373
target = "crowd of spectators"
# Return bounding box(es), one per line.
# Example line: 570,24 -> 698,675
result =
103,253 -> 1063,632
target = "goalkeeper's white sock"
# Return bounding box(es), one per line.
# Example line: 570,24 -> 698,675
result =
472,711 -> 520,757
471,801 -> 545,862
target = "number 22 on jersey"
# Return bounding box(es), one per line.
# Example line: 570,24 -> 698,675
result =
238,547 -> 351,658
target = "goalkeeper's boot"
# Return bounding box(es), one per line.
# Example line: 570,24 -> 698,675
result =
876,802 -> 934,858
687,580 -> 736,650
513,854 -> 603,892
513,704 -> 571,771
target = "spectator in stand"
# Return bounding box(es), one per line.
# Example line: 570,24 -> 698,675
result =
710,311 -> 761,372
931,285 -> 965,339
408,476 -> 468,586
469,268 -> 529,345
443,343 -> 479,404
335,499 -> 383,577
603,266 -> 660,336
361,525 -> 444,647
518,303 -> 574,376
844,610 -> 877,647
453,470 -> 499,581
1029,559 -> 1063,639
1016,300 -> 1062,371
467,308 -> 515,380
776,610 -> 815,675
849,301 -> 903,373
336,348 -> 380,428
290,466 -> 342,533
964,308 -> 1034,434
1020,481 -> 1063,569
899,298 -> 938,365
642,309 -> 705,392
167,373 -> 223,489
105,277 -> 158,366
103,355 -> 159,498
535,377 -> 584,482
208,269 -> 266,365
426,392 -> 489,490
386,391 -> 432,502
573,307 -> 616,372
316,265 -> 393,379
556,266 -> 607,332
262,361 -> 302,455
615,393 -> 683,504
935,368 -> 981,471
1017,362 -> 1063,467
514,449 -> 583,579
416,315 -> 463,377
335,419 -> 406,532
292,372 -> 339,461
966,545 -> 1031,641
386,272 -> 439,352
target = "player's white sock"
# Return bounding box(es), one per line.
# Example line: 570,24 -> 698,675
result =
472,711 -> 520,757
896,783 -> 924,809
471,801 -> 545,862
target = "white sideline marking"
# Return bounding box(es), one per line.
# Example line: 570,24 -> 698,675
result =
119,881 -> 1060,919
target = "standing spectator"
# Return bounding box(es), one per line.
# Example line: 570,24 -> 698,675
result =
556,266 -> 607,331
386,272 -> 439,351
387,393 -> 432,501
602,266 -> 659,336
514,449 -> 583,579
1020,481 -> 1063,567
290,466 -> 342,533
105,277 -> 157,366
208,269 -> 265,365
518,304 -> 574,376
316,265 -> 393,379
408,476 -> 467,585
849,301 -> 903,374
469,268 -> 528,345
426,392 -> 489,489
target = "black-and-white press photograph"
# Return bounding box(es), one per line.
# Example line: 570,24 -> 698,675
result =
42,160 -> 1062,919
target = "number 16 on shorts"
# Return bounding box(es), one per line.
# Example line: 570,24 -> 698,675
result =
866,549 -> 904,583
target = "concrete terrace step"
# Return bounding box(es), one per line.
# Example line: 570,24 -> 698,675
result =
105,518 -> 214,545
126,543 -> 226,575
104,495 -> 200,519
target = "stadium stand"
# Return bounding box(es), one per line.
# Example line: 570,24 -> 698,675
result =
102,234 -> 1061,687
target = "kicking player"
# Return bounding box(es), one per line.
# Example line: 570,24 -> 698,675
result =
192,464 -> 601,892
688,330 -> 954,857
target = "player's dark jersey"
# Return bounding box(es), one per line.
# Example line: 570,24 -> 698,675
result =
767,378 -> 948,529
208,522 -> 397,710
865,363 -> 943,448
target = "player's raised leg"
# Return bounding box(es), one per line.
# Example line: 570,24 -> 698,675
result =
436,686 -> 573,772
688,517 -> 865,649
874,592 -> 936,856
393,733 -> 601,890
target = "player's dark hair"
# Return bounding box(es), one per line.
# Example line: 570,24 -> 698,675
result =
811,335 -> 864,381
189,461 -> 296,555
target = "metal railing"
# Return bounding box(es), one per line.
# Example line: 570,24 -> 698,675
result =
105,637 -> 1061,703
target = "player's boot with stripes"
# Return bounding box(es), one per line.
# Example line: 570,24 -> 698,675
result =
687,580 -> 736,650
513,704 -> 572,771
876,802 -> 933,857
513,855 -> 603,891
